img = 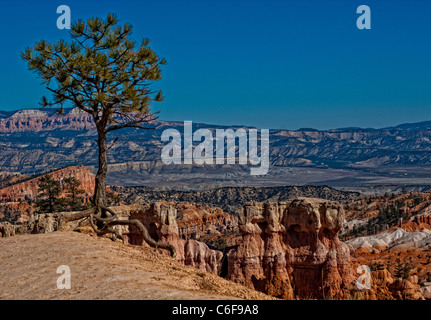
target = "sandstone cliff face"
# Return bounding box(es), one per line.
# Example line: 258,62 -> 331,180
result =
0,172 -> 28,189
227,198 -> 356,299
0,108 -> 94,133
124,202 -> 223,275
174,202 -> 237,240
0,165 -> 95,202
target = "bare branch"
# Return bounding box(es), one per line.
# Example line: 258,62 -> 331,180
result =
107,137 -> 118,150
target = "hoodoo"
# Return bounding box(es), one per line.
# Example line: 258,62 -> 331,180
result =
227,198 -> 356,299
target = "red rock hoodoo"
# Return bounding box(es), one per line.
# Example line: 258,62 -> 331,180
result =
124,202 -> 224,275
226,198 -> 356,299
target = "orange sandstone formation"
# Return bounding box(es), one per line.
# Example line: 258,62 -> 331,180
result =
125,202 -> 224,275
0,165 -> 95,202
226,198 -> 356,299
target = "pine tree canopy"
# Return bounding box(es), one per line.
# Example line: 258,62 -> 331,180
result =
21,13 -> 165,132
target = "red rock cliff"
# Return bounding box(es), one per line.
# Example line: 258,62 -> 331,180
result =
124,202 -> 224,275
174,202 -> 238,240
0,165 -> 95,202
227,198 -> 356,299
0,108 -> 94,133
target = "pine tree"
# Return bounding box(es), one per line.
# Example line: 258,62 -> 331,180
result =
36,174 -> 62,213
63,176 -> 86,210
394,258 -> 412,280
21,13 -> 165,210
21,13 -> 175,257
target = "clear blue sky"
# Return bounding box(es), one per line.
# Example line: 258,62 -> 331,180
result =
0,0 -> 430,130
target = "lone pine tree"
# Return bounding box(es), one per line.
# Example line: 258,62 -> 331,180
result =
22,13 -> 175,257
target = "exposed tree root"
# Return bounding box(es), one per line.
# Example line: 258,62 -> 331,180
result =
59,207 -> 96,226
59,205 -> 176,258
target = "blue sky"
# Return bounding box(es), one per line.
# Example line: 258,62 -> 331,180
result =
0,0 -> 430,130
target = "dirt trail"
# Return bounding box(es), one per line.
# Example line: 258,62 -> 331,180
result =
0,231 -> 272,300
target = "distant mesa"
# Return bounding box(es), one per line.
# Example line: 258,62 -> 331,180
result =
0,108 -> 94,133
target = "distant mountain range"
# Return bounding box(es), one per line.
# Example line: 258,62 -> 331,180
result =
1,107 -> 431,191
2,107 -> 431,132
384,121 -> 431,131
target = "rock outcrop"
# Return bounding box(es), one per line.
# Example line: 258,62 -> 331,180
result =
124,202 -> 224,275
358,268 -> 424,300
226,198 -> 356,299
0,212 -> 61,237
411,212 -> 431,228
0,201 -> 34,224
389,275 -> 424,300
420,283 -> 431,299
0,172 -> 28,189
0,222 -> 15,237
174,202 -> 237,240
0,165 -> 95,202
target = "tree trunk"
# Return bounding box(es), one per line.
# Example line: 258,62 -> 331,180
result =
93,126 -> 108,210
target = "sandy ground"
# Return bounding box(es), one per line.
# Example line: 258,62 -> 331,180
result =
0,231 -> 272,300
